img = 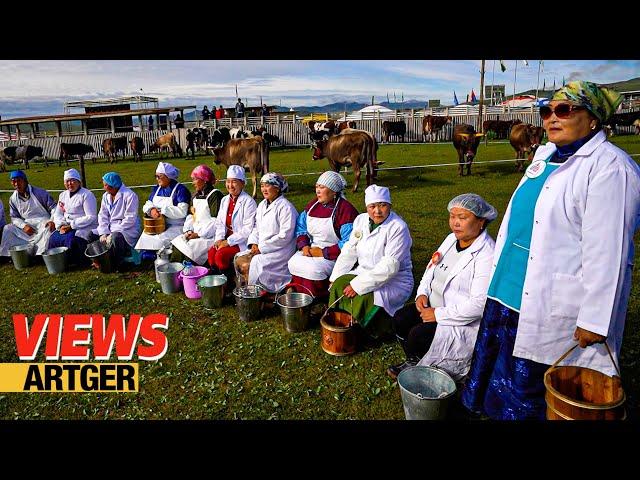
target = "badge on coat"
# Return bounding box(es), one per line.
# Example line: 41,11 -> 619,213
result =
525,160 -> 547,179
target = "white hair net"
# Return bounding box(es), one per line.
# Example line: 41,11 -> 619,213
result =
447,193 -> 497,222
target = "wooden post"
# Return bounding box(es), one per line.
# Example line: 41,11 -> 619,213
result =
16,124 -> 21,140
138,115 -> 143,133
30,123 -> 36,139
82,120 -> 88,136
155,114 -> 160,131
80,157 -> 87,189
55,121 -> 62,137
478,59 -> 485,132
109,117 -> 116,134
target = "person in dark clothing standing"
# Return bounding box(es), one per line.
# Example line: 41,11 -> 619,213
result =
202,105 -> 210,121
185,129 -> 196,158
174,114 -> 185,129
148,115 -> 154,131
235,98 -> 245,118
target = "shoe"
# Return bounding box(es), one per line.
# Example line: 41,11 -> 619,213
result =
386,359 -> 418,381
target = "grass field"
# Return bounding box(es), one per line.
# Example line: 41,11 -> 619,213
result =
1,136 -> 639,420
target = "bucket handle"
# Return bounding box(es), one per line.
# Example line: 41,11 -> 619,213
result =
275,282 -> 315,305
551,341 -> 621,377
319,294 -> 354,327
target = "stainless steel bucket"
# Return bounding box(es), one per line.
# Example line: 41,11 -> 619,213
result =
42,246 -> 69,275
85,240 -> 113,273
397,366 -> 457,420
9,244 -> 33,270
275,283 -> 314,333
198,274 -> 227,308
157,262 -> 184,294
233,285 -> 265,322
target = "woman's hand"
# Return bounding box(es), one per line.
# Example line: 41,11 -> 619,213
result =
22,225 -> 35,236
216,239 -> 229,249
250,244 -> 260,255
302,246 -> 312,257
343,284 -> 357,298
46,221 -> 56,232
149,208 -> 161,219
420,307 -> 436,323
310,247 -> 324,257
415,295 -> 429,312
59,225 -> 71,234
574,327 -> 606,348
185,231 -> 199,240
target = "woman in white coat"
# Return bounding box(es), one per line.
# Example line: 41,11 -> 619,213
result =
48,168 -> 98,266
94,172 -> 141,271
328,184 -> 414,339
386,194 -> 497,381
134,162 -> 191,260
208,165 -> 257,286
170,165 -> 224,265
0,170 -> 56,258
235,172 -> 298,294
461,81 -> 640,420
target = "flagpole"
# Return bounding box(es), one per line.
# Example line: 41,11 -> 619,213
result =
491,60 -> 495,106
478,59 -> 485,132
535,60 -> 541,105
512,60 -> 518,111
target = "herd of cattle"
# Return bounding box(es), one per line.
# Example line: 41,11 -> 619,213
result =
1,113 -> 639,189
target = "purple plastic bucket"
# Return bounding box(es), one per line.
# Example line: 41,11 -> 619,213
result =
179,266 -> 210,299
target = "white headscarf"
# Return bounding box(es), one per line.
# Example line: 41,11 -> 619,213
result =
156,162 -> 179,180
63,168 -> 82,182
364,184 -> 391,205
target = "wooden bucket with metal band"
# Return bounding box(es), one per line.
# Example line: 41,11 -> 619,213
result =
320,295 -> 358,356
143,215 -> 166,235
543,343 -> 626,420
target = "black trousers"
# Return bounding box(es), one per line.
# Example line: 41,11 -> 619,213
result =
391,303 -> 437,360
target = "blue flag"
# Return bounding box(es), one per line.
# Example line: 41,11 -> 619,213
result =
453,91 -> 459,106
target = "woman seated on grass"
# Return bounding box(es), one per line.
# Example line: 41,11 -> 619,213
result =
328,184 -> 413,340
386,193 -> 497,381
171,165 -> 224,266
287,171 -> 358,302
234,172 -> 298,299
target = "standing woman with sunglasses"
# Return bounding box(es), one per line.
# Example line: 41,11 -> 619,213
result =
461,81 -> 640,420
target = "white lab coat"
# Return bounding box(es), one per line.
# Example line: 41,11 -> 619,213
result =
491,131 -> 640,377
96,184 -> 141,247
52,187 -> 98,241
329,211 -> 414,316
214,191 -> 257,252
243,195 -> 298,292
416,230 -> 495,381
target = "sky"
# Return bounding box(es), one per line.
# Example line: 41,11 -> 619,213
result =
0,60 -> 638,119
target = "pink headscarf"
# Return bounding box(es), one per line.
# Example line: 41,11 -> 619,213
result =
191,164 -> 215,184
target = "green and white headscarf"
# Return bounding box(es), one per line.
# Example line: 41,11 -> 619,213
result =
552,81 -> 622,123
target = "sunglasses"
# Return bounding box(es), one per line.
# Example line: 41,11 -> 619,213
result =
540,103 -> 586,120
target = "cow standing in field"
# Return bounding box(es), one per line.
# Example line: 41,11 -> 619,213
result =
212,136 -> 269,198
312,130 -> 376,192
307,120 -> 337,143
250,127 -> 281,146
130,136 -> 145,162
102,137 -> 128,164
452,124 -> 483,176
1,145 -> 45,169
482,119 -> 522,145
337,121 -> 356,132
510,123 -> 545,172
422,115 -> 452,142
59,143 -> 96,166
382,120 -> 406,143
209,127 -> 231,148
149,133 -> 183,158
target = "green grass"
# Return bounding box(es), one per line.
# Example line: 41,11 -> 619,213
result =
1,137 -> 639,420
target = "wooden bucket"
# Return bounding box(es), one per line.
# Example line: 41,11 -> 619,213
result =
543,343 -> 626,420
143,216 -> 166,235
320,297 -> 358,356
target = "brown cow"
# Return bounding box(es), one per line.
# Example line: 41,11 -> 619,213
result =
422,115 -> 452,142
483,119 -> 522,145
312,130 -> 376,192
307,120 -> 337,143
510,124 -> 545,172
337,121 -> 356,132
452,124 -> 483,176
130,136 -> 145,162
59,143 -> 96,167
212,136 -> 269,198
149,133 -> 183,158
102,138 -> 117,164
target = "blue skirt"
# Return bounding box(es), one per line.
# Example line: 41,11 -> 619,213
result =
460,298 -> 549,420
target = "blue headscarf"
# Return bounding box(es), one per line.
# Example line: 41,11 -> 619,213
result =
102,172 -> 123,189
10,170 -> 27,180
